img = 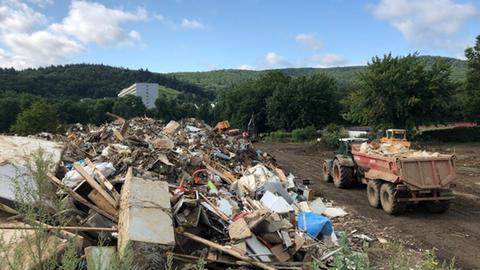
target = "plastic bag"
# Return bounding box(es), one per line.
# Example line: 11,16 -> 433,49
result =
297,211 -> 333,238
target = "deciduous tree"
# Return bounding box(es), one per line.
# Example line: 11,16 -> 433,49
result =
11,101 -> 59,135
343,53 -> 454,129
463,35 -> 480,121
112,95 -> 146,119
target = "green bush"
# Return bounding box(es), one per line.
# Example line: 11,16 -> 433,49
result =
11,101 -> 59,135
415,126 -> 480,142
329,232 -> 372,270
268,130 -> 292,142
321,123 -> 347,148
291,126 -> 317,142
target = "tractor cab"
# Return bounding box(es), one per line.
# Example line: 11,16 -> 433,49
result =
335,138 -> 369,156
380,129 -> 410,148
323,138 -> 368,187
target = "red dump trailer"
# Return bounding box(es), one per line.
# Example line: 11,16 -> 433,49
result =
323,139 -> 457,214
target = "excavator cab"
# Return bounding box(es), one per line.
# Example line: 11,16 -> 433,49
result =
380,129 -> 410,148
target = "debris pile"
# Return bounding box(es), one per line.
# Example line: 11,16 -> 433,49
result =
358,142 -> 441,158
1,116 -> 349,269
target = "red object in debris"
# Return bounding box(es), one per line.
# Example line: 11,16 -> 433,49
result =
232,211 -> 249,221
191,168 -> 209,184
175,186 -> 189,194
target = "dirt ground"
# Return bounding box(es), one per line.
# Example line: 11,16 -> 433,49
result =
256,142 -> 480,270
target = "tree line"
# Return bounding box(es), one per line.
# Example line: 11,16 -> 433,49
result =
0,91 -> 216,135
0,64 -> 211,99
215,35 -> 480,133
1,35 -> 479,136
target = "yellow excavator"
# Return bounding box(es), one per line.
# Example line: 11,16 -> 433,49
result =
379,129 -> 411,148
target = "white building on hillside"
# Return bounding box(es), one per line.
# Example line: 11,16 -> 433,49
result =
118,83 -> 159,109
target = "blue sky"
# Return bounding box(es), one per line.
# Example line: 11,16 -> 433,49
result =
0,0 -> 479,72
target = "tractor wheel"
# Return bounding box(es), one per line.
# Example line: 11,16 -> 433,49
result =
380,183 -> 406,215
332,159 -> 353,188
367,180 -> 382,208
425,200 -> 450,213
322,162 -> 333,182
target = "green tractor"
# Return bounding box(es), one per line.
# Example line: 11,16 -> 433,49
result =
322,138 -> 368,188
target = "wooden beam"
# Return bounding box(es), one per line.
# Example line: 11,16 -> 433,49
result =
106,112 -> 126,123
177,229 -> 275,270
166,252 -> 251,267
205,164 -> 235,184
199,193 -> 230,222
73,163 -> 118,209
88,190 -> 118,216
85,158 -> 120,201
47,174 -> 118,222
0,225 -> 117,232
0,202 -> 18,215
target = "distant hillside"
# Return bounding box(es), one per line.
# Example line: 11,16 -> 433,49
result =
170,56 -> 467,92
0,56 -> 466,100
0,64 -> 211,100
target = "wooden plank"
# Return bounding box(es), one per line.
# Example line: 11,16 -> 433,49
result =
0,225 -> 117,232
274,167 -> 288,182
0,202 -> 18,215
47,174 -> 118,222
88,190 -> 118,217
85,159 -> 120,201
270,244 -> 291,262
120,119 -> 130,136
228,218 -> 251,241
178,230 -> 275,270
205,164 -> 234,184
199,193 -> 230,222
125,167 -> 132,183
73,163 -> 118,209
167,251 -> 251,267
106,112 -> 126,123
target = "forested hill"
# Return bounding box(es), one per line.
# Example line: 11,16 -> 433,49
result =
170,56 -> 467,92
0,64 -> 211,100
0,56 -> 466,99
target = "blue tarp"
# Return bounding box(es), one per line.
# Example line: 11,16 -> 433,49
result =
297,212 -> 333,238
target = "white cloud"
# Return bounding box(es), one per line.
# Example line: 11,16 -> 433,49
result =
372,0 -> 477,49
180,18 -> 204,29
311,53 -> 348,67
50,1 -> 147,47
294,32 -> 349,67
263,52 -> 291,68
0,0 -> 147,69
238,51 -> 348,70
238,64 -> 255,70
295,32 -> 322,51
0,1 -> 47,33
236,52 -> 292,70
2,31 -> 83,69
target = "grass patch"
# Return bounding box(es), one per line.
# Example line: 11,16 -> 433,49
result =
159,85 -> 181,98
266,126 -> 318,143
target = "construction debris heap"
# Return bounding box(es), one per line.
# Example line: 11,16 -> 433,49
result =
2,116 -> 347,269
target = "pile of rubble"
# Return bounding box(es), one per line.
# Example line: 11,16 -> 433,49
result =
358,142 -> 441,158
1,116 -> 349,269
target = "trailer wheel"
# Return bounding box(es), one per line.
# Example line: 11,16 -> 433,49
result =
367,180 -> 382,208
380,183 -> 406,215
425,200 -> 450,213
322,162 -> 333,182
332,159 -> 353,188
